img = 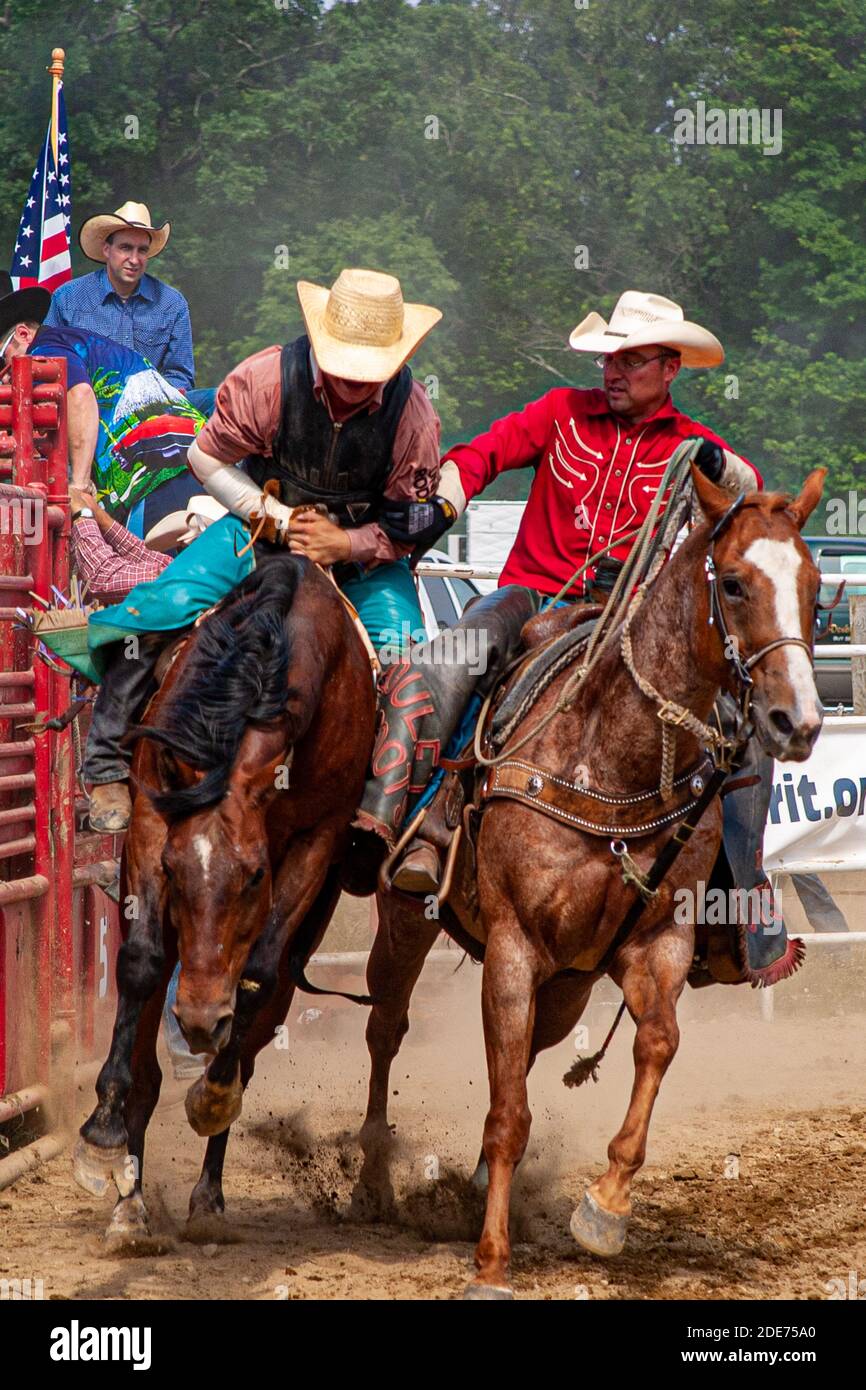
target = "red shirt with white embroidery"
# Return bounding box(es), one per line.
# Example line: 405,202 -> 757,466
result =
440,388 -> 761,596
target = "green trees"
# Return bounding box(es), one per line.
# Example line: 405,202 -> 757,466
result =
3,0 -> 863,506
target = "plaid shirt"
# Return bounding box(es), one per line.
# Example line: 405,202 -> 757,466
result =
43,267 -> 195,390
71,516 -> 169,601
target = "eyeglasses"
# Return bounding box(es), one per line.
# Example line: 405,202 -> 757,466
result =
594,351 -> 678,372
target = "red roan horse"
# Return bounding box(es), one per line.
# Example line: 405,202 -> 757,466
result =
73,554 -> 376,1245
359,466 -> 826,1298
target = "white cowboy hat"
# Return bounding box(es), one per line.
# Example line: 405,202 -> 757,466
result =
568,290 -> 724,369
144,496 -> 227,553
296,268 -> 442,383
79,201 -> 171,262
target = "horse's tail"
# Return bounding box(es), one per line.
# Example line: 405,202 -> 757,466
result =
133,558 -> 301,816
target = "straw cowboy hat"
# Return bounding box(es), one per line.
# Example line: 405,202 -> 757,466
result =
296,268 -> 442,383
79,201 -> 171,262
144,495 -> 227,553
569,290 -> 724,369
0,270 -> 50,341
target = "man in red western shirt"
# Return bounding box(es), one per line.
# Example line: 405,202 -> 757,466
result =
361,291 -> 760,892
381,290 -> 759,597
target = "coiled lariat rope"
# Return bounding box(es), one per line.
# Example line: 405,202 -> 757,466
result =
473,439 -> 704,770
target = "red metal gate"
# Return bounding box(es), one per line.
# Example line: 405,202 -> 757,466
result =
0,355 -> 121,1184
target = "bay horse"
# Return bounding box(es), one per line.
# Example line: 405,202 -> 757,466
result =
358,465 -> 825,1298
73,552 -> 376,1244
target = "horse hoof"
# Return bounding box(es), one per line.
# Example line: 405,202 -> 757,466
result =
104,1192 -> 150,1247
570,1190 -> 629,1257
184,1069 -> 243,1137
72,1137 -> 130,1198
462,1282 -> 514,1300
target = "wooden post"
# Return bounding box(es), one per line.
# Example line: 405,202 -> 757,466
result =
852,593 -> 866,714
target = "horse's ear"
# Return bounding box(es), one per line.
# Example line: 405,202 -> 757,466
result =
786,468 -> 827,531
690,461 -> 733,524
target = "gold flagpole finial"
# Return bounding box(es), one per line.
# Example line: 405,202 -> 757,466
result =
47,48 -> 65,168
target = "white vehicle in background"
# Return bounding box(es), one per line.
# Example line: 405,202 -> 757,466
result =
416,547 -> 483,637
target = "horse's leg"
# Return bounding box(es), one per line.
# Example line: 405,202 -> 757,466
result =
74,816 -> 167,1195
103,950 -> 176,1249
186,980 -> 296,1227
187,859 -> 343,1218
470,971 -> 595,1192
570,935 -> 689,1257
466,920 -> 540,1300
352,892 -> 441,1218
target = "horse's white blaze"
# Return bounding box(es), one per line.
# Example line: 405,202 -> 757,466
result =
193,834 -> 213,879
743,537 -> 820,724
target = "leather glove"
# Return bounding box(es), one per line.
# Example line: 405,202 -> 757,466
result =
691,437 -> 726,484
379,496 -> 456,547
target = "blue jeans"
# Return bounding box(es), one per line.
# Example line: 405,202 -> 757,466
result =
338,557 -> 424,653
185,387 -> 217,418
162,964 -> 209,1073
791,874 -> 849,933
126,469 -> 203,539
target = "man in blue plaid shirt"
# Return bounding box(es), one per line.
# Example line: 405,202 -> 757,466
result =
43,199 -> 198,396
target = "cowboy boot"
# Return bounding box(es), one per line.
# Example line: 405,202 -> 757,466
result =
82,633 -> 166,831
89,781 -> 133,834
391,839 -> 441,894
349,586 -> 540,896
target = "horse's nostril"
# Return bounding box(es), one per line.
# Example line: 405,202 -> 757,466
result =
177,1006 -> 234,1055
211,1013 -> 233,1053
768,709 -> 795,738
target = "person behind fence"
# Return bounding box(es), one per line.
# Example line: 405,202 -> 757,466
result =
354,290 -> 765,904
67,484 -> 226,603
0,272 -> 208,537
42,199 -> 211,410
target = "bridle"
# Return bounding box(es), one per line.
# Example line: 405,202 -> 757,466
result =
621,490 -> 817,797
704,491 -> 814,697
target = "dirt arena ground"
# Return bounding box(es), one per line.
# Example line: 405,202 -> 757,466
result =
2,875 -> 865,1301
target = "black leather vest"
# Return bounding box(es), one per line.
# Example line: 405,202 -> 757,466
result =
245,334 -> 413,526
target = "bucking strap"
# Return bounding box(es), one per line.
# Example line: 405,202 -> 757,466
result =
482,754 -> 715,838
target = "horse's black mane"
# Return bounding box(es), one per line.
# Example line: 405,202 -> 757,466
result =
133,558 -> 300,817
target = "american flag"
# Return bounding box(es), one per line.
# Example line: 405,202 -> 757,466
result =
10,80 -> 72,291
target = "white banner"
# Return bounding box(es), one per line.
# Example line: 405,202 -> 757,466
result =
764,717 -> 866,872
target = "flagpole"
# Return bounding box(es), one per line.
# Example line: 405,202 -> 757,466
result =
47,47 -> 64,168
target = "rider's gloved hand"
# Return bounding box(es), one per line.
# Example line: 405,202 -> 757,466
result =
379,496 -> 456,548
692,437 -> 726,483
